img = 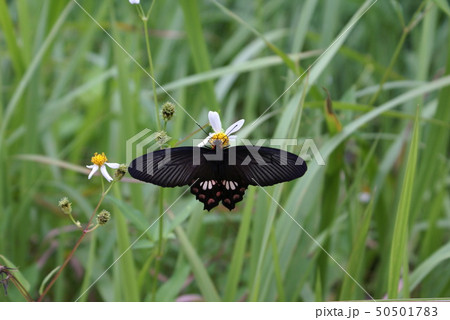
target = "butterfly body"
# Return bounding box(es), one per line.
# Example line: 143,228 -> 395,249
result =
128,146 -> 307,211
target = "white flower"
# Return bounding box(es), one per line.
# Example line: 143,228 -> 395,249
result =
358,191 -> 371,204
198,111 -> 244,148
86,152 -> 120,182
129,0 -> 140,4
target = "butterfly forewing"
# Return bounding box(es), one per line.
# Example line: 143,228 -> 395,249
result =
128,147 -> 210,187
224,146 -> 307,187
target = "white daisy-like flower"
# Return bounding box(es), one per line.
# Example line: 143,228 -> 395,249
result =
86,152 -> 120,182
129,0 -> 140,4
198,111 -> 245,148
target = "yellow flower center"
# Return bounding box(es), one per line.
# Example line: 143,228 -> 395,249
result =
209,132 -> 229,147
91,152 -> 108,166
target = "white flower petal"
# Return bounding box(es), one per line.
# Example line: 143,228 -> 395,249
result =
106,162 -> 120,169
129,0 -> 140,4
225,119 -> 244,135
88,164 -> 99,179
208,111 -> 222,133
198,134 -> 212,147
100,165 -> 113,182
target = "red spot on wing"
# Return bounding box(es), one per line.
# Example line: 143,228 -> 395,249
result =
190,180 -> 248,211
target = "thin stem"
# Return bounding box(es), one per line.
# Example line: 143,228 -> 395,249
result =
368,31 -> 407,106
37,181 -> 115,301
145,0 -> 157,20
158,120 -> 167,257
10,275 -> 34,302
143,17 -> 161,131
151,122 -> 166,301
67,213 -> 81,229
140,0 -> 162,301
0,266 -> 34,302
137,4 -> 145,18
85,223 -> 100,233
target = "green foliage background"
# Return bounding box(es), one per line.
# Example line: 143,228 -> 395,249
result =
1,0 -> 449,302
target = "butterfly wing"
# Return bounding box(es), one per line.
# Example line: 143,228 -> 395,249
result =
190,179 -> 227,211
128,147 -> 211,187
223,146 -> 307,187
128,147 -> 226,210
128,146 -> 307,211
214,146 -> 307,210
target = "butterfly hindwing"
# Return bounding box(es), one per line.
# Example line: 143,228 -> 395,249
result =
219,180 -> 248,210
190,179 -> 248,211
190,179 -> 222,211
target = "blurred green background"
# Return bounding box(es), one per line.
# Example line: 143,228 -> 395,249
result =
1,0 -> 450,302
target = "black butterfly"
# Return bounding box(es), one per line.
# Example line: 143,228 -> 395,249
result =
128,145 -> 307,211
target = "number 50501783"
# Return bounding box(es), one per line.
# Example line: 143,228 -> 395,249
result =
375,306 -> 438,317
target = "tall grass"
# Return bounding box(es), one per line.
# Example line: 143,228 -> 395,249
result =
1,0 -> 449,301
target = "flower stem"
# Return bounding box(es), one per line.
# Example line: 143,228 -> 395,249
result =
67,213 -> 81,229
85,224 -> 100,233
142,15 -> 161,131
139,1 -> 163,301
151,121 -> 167,301
37,182 -> 115,301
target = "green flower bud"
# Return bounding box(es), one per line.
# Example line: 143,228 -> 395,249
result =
58,197 -> 72,215
114,164 -> 128,181
161,102 -> 175,122
97,210 -> 111,226
155,131 -> 170,146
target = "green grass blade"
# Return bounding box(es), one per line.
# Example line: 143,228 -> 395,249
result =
211,0 -> 298,74
50,1 -> 109,101
39,266 -> 61,295
224,187 -> 255,301
112,187 -> 140,301
290,0 -> 318,53
153,51 -> 315,95
0,1 -> 74,147
410,242 -> 450,292
77,232 -> 97,302
387,108 -> 420,299
339,194 -> 375,300
432,0 -> 450,17
174,224 -> 221,301
412,21 -> 450,227
179,0 -> 218,107
308,0 -> 378,86
270,226 -> 285,301
249,186 -> 280,301
0,0 -> 25,75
